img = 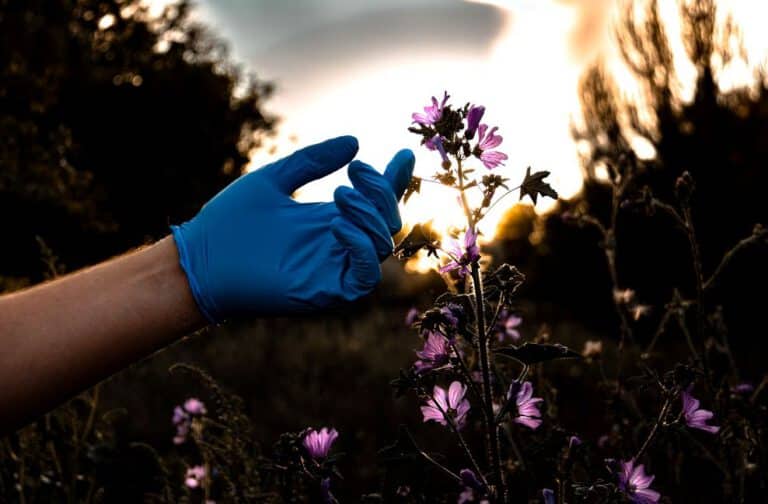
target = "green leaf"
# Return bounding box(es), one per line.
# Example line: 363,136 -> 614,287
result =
519,166 -> 558,204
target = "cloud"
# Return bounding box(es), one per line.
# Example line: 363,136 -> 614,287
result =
199,1 -> 505,84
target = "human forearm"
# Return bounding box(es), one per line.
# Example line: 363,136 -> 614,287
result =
0,236 -> 205,432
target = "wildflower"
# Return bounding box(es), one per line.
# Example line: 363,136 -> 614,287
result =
184,398 -> 207,415
465,105 -> 485,140
458,469 -> 488,504
440,303 -> 464,331
185,465 -> 206,489
412,91 -> 449,126
617,460 -> 660,503
681,389 -> 720,434
495,309 -> 522,342
541,488 -> 555,504
172,398 -> 206,444
421,381 -> 471,429
303,427 -> 339,460
427,135 -> 451,167
508,381 -> 543,430
440,228 -> 480,277
582,340 -> 603,359
414,331 -> 451,373
568,435 -> 582,449
405,307 -> 420,327
474,124 -> 508,169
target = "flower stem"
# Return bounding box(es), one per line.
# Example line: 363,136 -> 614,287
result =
419,384 -> 487,486
633,395 -> 673,462
456,156 -> 506,499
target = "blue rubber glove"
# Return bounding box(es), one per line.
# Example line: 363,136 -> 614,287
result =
171,136 -> 415,323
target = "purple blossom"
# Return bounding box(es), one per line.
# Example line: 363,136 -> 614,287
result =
405,307 -> 420,327
425,135 -> 451,166
185,465 -> 206,489
414,331 -> 451,373
184,398 -> 207,415
541,488 -> 555,504
508,381 -> 543,430
458,469 -> 488,504
617,460 -> 660,503
475,124 -> 508,169
421,381 -> 471,429
681,390 -> 720,434
465,105 -> 485,140
302,427 -> 339,460
412,91 -> 449,126
495,309 -> 522,342
440,228 -> 480,277
568,435 -> 582,449
440,303 -> 463,329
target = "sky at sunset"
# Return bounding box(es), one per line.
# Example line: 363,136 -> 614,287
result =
146,0 -> 768,251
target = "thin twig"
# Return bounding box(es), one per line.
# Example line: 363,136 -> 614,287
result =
704,226 -> 768,292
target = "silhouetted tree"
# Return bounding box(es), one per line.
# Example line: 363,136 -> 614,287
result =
0,0 -> 274,282
500,0 -> 768,347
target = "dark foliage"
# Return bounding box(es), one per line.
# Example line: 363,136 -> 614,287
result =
0,0 -> 274,282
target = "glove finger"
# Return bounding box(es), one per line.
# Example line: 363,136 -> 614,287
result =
331,216 -> 381,299
262,136 -> 359,194
334,186 -> 393,260
383,149 -> 415,201
348,160 -> 401,235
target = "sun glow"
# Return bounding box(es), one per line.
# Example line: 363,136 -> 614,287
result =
247,1 -> 586,276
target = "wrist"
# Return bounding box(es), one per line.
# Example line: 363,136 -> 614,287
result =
152,235 -> 209,330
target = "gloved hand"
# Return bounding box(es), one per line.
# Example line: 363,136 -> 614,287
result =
171,135 -> 414,323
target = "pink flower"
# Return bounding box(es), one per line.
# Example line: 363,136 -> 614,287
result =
302,427 -> 339,460
618,460 -> 660,503
681,389 -> 720,434
184,398 -> 207,415
412,91 -> 449,126
185,465 -> 206,489
421,381 -> 471,429
475,124 -> 508,169
508,381 -> 543,430
405,307 -> 420,326
440,228 -> 480,277
414,331 -> 451,373
495,309 -> 522,342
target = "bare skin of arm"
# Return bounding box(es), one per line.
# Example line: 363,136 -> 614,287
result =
0,236 -> 205,432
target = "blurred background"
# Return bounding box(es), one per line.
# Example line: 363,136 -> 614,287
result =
2,0 -> 768,501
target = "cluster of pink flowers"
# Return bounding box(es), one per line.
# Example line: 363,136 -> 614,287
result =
412,93 -> 508,170
172,398 -> 207,445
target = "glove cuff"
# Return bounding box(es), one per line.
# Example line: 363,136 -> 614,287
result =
170,224 -> 221,324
